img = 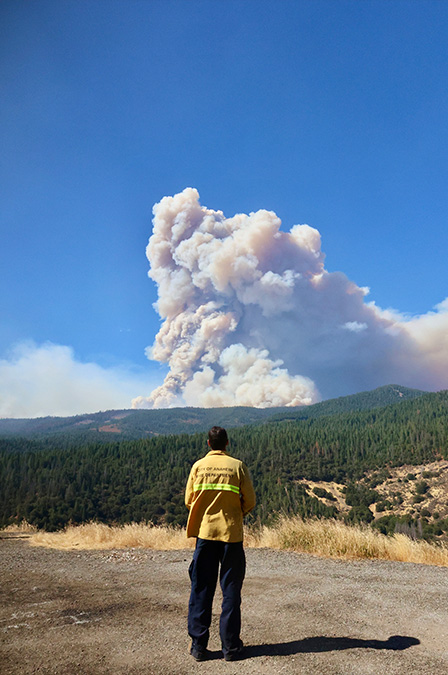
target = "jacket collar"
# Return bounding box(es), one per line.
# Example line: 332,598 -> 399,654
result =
206,449 -> 229,456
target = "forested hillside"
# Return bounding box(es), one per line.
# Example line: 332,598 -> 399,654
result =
267,384 -> 426,422
1,390 -> 447,540
0,384 -> 426,441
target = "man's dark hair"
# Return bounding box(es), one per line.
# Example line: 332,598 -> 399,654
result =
208,426 -> 229,450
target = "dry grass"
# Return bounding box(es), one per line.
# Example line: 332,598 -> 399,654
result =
3,521 -> 38,533
245,516 -> 448,567
28,517 -> 448,566
30,522 -> 195,551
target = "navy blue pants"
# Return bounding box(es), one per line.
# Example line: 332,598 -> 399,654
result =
188,538 -> 246,656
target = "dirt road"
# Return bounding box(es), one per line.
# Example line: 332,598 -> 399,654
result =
1,534 -> 447,674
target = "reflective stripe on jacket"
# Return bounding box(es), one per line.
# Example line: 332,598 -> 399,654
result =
185,449 -> 256,543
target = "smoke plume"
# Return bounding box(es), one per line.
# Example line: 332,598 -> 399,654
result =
132,188 -> 448,409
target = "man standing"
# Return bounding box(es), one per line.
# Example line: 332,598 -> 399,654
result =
185,426 -> 256,662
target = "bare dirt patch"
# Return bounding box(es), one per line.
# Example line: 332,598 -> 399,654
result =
368,460 -> 448,520
297,460 -> 448,528
299,480 -> 349,515
2,535 -> 448,674
98,425 -> 122,433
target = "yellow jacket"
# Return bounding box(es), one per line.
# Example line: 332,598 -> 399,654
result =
185,449 -> 256,543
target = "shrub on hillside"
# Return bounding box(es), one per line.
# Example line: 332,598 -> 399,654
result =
345,483 -> 379,507
376,500 -> 393,513
415,481 -> 430,495
346,505 -> 374,524
312,487 -> 336,501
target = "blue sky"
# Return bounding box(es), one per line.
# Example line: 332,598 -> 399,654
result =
1,0 -> 448,416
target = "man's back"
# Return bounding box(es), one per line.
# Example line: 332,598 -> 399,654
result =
185,448 -> 256,542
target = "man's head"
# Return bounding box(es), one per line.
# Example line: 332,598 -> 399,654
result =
208,426 -> 229,450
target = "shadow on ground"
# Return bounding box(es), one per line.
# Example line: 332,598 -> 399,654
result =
244,635 -> 420,658
205,635 -> 420,661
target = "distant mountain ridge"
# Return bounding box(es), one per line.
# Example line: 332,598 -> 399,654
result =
0,384 -> 427,440
0,406 -> 278,440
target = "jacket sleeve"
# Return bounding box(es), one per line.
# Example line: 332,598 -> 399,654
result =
185,466 -> 196,510
240,462 -> 256,516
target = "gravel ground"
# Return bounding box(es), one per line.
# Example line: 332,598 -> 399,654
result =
1,534 -> 448,674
